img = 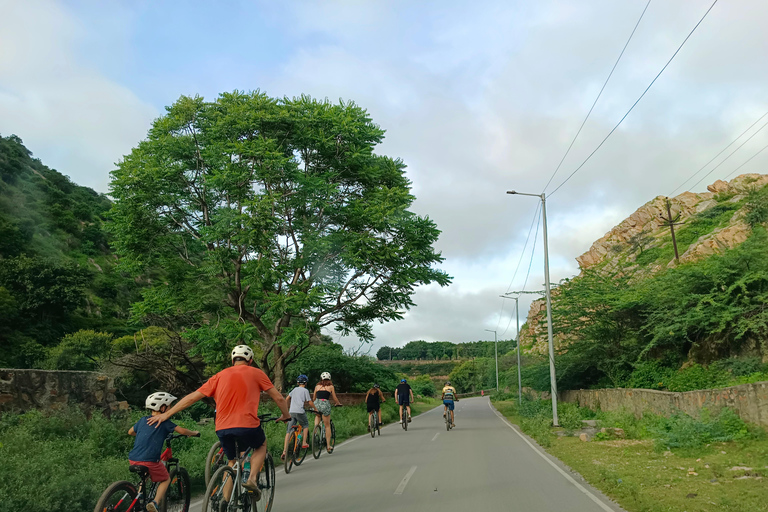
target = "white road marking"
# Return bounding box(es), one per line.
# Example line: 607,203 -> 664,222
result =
488,401 -> 617,512
431,432 -> 440,441
394,465 -> 418,495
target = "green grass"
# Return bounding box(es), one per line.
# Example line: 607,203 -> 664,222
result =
0,400 -> 438,512
492,399 -> 768,512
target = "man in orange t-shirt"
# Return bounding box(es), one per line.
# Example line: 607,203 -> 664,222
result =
149,345 -> 289,499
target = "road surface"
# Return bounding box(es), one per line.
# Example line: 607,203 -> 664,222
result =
193,397 -> 624,512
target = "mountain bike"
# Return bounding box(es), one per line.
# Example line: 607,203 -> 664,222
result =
444,408 -> 452,431
368,409 -> 380,438
401,407 -> 408,431
284,419 -> 309,474
94,432 -> 199,512
309,409 -> 336,459
202,415 -> 281,512
204,441 -> 227,487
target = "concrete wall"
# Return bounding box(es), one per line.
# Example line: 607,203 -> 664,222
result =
0,369 -> 127,415
559,382 -> 768,427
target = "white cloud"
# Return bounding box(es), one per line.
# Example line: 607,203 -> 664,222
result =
0,0 -> 156,192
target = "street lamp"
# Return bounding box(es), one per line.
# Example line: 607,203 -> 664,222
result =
506,190 -> 559,426
484,329 -> 499,392
500,294 -> 524,405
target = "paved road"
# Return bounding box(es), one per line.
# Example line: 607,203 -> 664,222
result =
193,397 -> 624,512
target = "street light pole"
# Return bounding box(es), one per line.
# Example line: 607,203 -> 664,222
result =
513,296 -> 522,405
484,329 -> 499,392
506,190 -> 559,426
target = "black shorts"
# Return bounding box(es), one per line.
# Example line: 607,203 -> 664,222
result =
216,427 -> 266,459
397,396 -> 410,406
366,402 -> 380,413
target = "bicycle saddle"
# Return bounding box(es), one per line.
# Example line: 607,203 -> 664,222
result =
129,465 -> 150,477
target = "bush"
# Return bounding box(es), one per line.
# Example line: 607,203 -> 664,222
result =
409,375 -> 437,397
665,364 -> 729,392
649,408 -> 754,450
626,361 -> 674,390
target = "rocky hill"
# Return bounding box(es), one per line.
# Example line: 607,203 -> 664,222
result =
520,174 -> 768,355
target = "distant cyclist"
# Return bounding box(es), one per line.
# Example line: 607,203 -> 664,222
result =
282,374 -> 315,461
312,372 -> 342,454
364,383 -> 386,431
148,345 -> 290,501
442,381 -> 456,427
395,378 -> 413,424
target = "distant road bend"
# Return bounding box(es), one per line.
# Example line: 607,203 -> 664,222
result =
192,397 -> 624,512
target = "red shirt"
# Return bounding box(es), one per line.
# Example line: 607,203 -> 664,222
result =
197,364 -> 274,430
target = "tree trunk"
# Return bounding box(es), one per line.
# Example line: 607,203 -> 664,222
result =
272,345 -> 286,392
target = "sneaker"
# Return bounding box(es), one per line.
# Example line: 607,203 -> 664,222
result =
146,500 -> 159,512
367,425 -> 371,432
408,416 -> 412,423
451,423 -> 456,427
243,480 -> 262,501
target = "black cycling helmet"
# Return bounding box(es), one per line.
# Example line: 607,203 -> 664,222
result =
373,383 -> 380,388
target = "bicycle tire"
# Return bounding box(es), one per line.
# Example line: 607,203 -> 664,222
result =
369,412 -> 376,438
204,441 -> 227,487
93,480 -> 138,512
377,412 -> 381,436
294,430 -> 309,466
202,465 -> 236,512
311,424 -> 323,459
163,467 -> 191,512
254,453 -> 276,512
446,413 -> 451,431
284,431 -> 296,474
402,409 -> 408,431
328,419 -> 336,453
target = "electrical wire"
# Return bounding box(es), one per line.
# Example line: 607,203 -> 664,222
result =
668,110 -> 768,196
494,203 -> 541,332
549,0 -> 720,197
722,142 -> 768,181
501,206 -> 542,337
542,0 -> 652,193
686,118 -> 768,191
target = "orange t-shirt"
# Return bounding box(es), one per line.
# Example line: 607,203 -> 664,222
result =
197,364 -> 274,431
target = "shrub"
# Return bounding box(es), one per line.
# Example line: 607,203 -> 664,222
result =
665,364 -> 729,392
649,408 -> 755,450
626,361 -> 674,390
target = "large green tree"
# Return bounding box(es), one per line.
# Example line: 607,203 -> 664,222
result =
109,91 -> 451,389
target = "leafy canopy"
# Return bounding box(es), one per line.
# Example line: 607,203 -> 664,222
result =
109,91 -> 451,385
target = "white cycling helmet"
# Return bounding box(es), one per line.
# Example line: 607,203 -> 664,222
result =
320,371 -> 331,380
231,344 -> 254,362
145,391 -> 177,411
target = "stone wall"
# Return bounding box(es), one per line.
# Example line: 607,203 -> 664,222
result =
560,381 -> 768,427
0,369 -> 127,415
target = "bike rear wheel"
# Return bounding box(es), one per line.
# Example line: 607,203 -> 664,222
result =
204,441 -> 227,487
94,480 -> 137,512
402,409 -> 408,431
328,419 -> 336,452
163,467 -> 191,512
311,424 -> 323,459
284,431 -> 296,474
294,431 -> 309,466
254,453 -> 276,512
369,412 -> 376,438
202,465 -> 236,512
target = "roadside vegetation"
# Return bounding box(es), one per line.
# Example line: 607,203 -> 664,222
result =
492,395 -> 768,512
0,398 -> 437,512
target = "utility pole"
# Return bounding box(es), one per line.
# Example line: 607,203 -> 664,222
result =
484,329 -> 499,392
659,197 -> 684,262
502,290 -> 545,405
506,191 -> 559,426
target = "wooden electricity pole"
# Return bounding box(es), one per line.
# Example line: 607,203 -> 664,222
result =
659,197 -> 684,262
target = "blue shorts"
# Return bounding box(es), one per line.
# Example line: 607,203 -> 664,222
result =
443,400 -> 454,411
216,427 -> 266,459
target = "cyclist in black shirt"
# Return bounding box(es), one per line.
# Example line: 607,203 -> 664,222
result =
365,383 -> 385,431
395,379 -> 413,424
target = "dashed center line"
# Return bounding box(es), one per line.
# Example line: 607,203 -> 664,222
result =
431,432 -> 440,441
394,465 -> 418,495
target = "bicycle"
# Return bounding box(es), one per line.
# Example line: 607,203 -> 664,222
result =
308,409 -> 336,459
284,419 -> 309,474
94,432 -> 199,512
368,409 -> 381,438
401,407 -> 408,431
204,440 -> 227,487
443,399 -> 458,431
202,415 -> 281,512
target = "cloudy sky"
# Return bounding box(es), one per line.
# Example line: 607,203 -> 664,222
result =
2,0 -> 767,353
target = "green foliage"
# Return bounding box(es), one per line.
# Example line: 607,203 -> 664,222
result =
378,339 -> 516,361
408,375 -> 437,397
673,202 -> 740,255
744,185 -> 768,227
44,330 -> 113,371
108,92 -> 451,388
448,358 -> 495,393
649,408 -> 755,450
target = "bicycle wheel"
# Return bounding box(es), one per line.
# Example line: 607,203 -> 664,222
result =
369,413 -> 376,438
204,441 -> 227,487
402,410 -> 408,431
163,467 -> 191,512
311,424 -> 323,459
202,465 -> 236,512
329,419 -> 336,452
446,413 -> 451,431
93,480 -> 137,512
377,411 -> 381,436
284,431 -> 296,474
254,453 -> 276,512
294,430 -> 309,466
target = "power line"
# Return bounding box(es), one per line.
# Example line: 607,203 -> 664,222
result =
495,203 -> 540,332
668,110 -> 768,196
723,142 -> 768,181
502,206 -> 542,337
549,0 -> 720,197
686,118 -> 768,191
542,0 -> 652,193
